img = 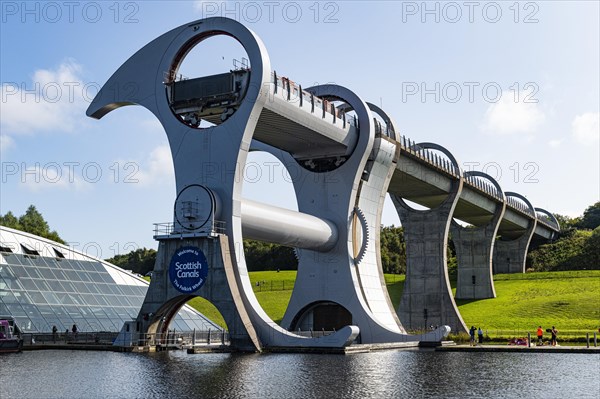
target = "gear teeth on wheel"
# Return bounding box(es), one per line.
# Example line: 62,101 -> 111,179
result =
353,207 -> 369,264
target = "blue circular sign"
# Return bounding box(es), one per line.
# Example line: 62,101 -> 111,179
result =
169,246 -> 208,293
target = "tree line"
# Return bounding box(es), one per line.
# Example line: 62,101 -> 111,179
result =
1,202 -> 598,274
526,202 -> 600,271
0,204 -> 410,275
0,205 -> 65,244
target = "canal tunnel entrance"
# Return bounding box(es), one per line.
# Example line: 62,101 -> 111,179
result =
290,301 -> 352,332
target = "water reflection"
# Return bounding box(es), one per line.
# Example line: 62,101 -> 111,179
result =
2,350 -> 598,398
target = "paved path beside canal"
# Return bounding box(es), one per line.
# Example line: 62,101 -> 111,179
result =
436,344 -> 600,354
21,340 -> 600,354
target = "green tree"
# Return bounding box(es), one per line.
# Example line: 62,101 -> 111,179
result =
581,226 -> 600,267
577,202 -> 600,230
380,225 -> 406,274
553,213 -> 581,238
0,211 -> 21,230
447,238 -> 458,278
243,240 -> 297,271
106,248 -> 157,276
18,205 -> 49,237
527,229 -> 596,271
105,240 -> 298,274
0,205 -> 65,244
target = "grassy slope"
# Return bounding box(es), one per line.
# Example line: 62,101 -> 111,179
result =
455,271 -> 600,332
187,297 -> 227,328
183,271 -> 297,328
185,270 -> 600,332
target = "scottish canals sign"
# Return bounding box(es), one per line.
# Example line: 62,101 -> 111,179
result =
169,246 -> 208,293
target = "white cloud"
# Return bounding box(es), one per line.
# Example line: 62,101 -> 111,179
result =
127,145 -> 174,187
0,135 -> 14,154
19,164 -> 90,193
548,139 -> 563,148
481,91 -> 545,135
571,112 -> 599,144
0,59 -> 88,136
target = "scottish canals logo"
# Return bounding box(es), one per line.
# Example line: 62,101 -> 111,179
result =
169,246 -> 208,293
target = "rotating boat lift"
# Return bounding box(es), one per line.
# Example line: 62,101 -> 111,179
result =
87,18 -> 559,351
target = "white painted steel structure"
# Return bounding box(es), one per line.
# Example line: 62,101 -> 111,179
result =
87,17 -> 558,350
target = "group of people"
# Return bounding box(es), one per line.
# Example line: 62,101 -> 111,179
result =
51,324 -> 78,342
469,326 -> 484,346
536,325 -> 558,346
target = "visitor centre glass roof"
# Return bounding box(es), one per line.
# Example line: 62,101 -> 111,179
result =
0,226 -> 220,333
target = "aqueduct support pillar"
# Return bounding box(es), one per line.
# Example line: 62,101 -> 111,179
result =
452,225 -> 499,299
493,192 -> 537,274
451,171 -> 505,299
391,143 -> 468,334
493,230 -> 536,274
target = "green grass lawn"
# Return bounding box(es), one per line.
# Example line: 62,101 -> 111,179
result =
186,297 -> 227,328
249,270 -> 297,292
384,273 -> 405,308
184,270 -> 600,335
455,270 -> 600,333
253,290 -> 293,325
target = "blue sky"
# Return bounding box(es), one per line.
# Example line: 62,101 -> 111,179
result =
1,1 -> 598,258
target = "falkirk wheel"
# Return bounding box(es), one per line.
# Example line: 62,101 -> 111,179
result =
88,17 -> 452,351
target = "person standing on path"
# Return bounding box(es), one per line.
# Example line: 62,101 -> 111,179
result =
469,326 -> 476,346
477,327 -> 484,345
551,326 -> 558,346
537,326 -> 544,345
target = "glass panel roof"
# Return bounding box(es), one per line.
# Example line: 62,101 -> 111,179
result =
0,253 -> 220,333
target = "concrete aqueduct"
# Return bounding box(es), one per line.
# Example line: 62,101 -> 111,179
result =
87,18 -> 560,351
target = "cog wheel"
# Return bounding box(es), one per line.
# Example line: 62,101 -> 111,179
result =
351,207 -> 369,265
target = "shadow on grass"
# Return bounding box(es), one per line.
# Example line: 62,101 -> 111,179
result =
454,298 -> 491,306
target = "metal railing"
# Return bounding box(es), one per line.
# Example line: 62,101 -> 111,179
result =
450,329 -> 599,347
127,330 -> 229,347
272,71 -> 362,130
463,174 -> 503,201
153,220 -> 226,237
21,330 -> 232,348
22,332 -> 119,346
398,135 -> 460,178
534,213 -> 559,230
164,69 -> 555,232
253,279 -> 293,292
154,222 -> 175,236
292,329 -> 336,338
505,196 -> 535,218
163,70 -> 189,84
397,134 -> 556,231
373,118 -> 393,137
